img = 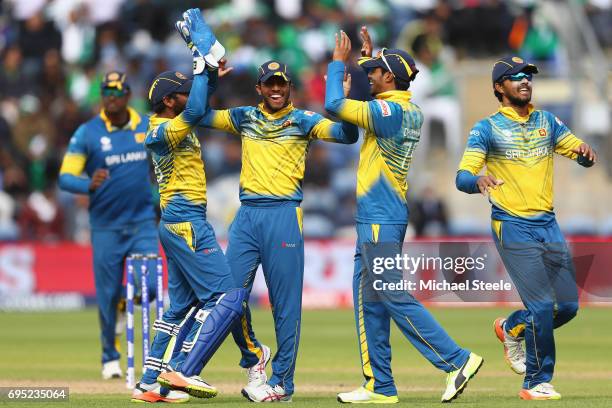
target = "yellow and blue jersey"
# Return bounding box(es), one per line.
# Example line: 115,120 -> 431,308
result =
145,73 -> 212,222
457,105 -> 586,224
200,102 -> 357,204
325,61 -> 422,224
58,108 -> 155,229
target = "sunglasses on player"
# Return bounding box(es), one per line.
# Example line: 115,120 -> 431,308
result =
501,72 -> 533,82
102,88 -> 128,97
378,48 -> 395,78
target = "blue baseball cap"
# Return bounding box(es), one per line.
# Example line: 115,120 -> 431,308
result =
492,56 -> 538,85
101,71 -> 130,91
358,48 -> 419,83
148,71 -> 193,106
258,61 -> 291,83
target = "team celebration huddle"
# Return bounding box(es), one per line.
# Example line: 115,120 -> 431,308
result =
58,7 -> 597,405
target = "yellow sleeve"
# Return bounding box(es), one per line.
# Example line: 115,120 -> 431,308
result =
554,134 -> 583,160
209,109 -> 240,135
162,113 -> 196,150
458,149 -> 486,175
59,153 -> 87,176
336,99 -> 375,133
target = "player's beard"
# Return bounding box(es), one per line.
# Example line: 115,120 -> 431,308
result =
173,100 -> 186,116
507,93 -> 531,107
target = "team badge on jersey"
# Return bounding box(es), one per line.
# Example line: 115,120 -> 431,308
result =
100,136 -> 113,151
538,128 -> 547,137
134,132 -> 146,143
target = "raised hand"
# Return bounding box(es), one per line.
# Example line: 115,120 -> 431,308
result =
360,26 -> 373,58
182,8 -> 215,56
333,31 -> 352,63
218,58 -> 234,78
343,70 -> 352,97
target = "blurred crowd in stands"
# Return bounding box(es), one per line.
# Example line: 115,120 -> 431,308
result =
0,0 -> 610,242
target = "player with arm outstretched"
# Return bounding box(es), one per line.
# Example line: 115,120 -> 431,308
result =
326,29 -> 483,404
58,72 -> 159,381
198,60 -> 358,402
129,9 -> 246,403
456,56 -> 596,400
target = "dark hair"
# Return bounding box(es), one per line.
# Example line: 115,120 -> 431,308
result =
493,82 -> 503,102
395,77 -> 411,91
152,93 -> 178,113
152,101 -> 166,113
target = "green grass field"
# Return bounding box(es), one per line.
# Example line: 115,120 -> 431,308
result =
1,307 -> 610,407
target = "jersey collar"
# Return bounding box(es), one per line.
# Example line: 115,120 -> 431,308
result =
498,104 -> 535,123
100,107 -> 142,132
257,102 -> 294,120
376,90 -> 412,104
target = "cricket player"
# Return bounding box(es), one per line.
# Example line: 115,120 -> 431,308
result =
58,72 -> 159,380
198,59 -> 358,401
326,29 -> 483,403
456,56 -> 596,400
129,9 -> 247,403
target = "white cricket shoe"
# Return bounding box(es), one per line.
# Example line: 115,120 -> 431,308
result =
242,383 -> 292,402
246,344 -> 271,388
131,381 -> 190,403
494,318 -> 526,375
157,370 -> 217,399
441,352 -> 483,402
519,383 -> 561,400
337,387 -> 399,404
102,359 -> 122,380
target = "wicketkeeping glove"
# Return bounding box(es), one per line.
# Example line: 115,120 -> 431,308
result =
175,8 -> 225,74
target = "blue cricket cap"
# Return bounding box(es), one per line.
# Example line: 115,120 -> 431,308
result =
148,71 -> 193,106
492,56 -> 538,85
258,61 -> 291,83
358,48 -> 419,83
101,71 -> 130,91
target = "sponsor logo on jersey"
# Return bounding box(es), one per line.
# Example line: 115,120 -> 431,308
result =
100,136 -> 112,151
105,151 -> 148,166
501,129 -> 513,141
505,146 -> 549,159
376,100 -> 391,117
304,111 -> 315,116
203,248 -> 219,255
281,242 -> 297,248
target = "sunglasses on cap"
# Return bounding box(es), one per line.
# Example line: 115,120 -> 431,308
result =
378,48 -> 395,77
501,72 -> 532,82
102,88 -> 128,97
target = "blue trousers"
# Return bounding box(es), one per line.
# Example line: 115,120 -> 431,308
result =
492,218 -> 578,389
91,220 -> 158,364
354,223 -> 470,396
228,203 -> 304,395
141,218 -> 235,384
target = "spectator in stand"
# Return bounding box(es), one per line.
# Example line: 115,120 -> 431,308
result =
409,33 -> 462,159
410,187 -> 449,237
